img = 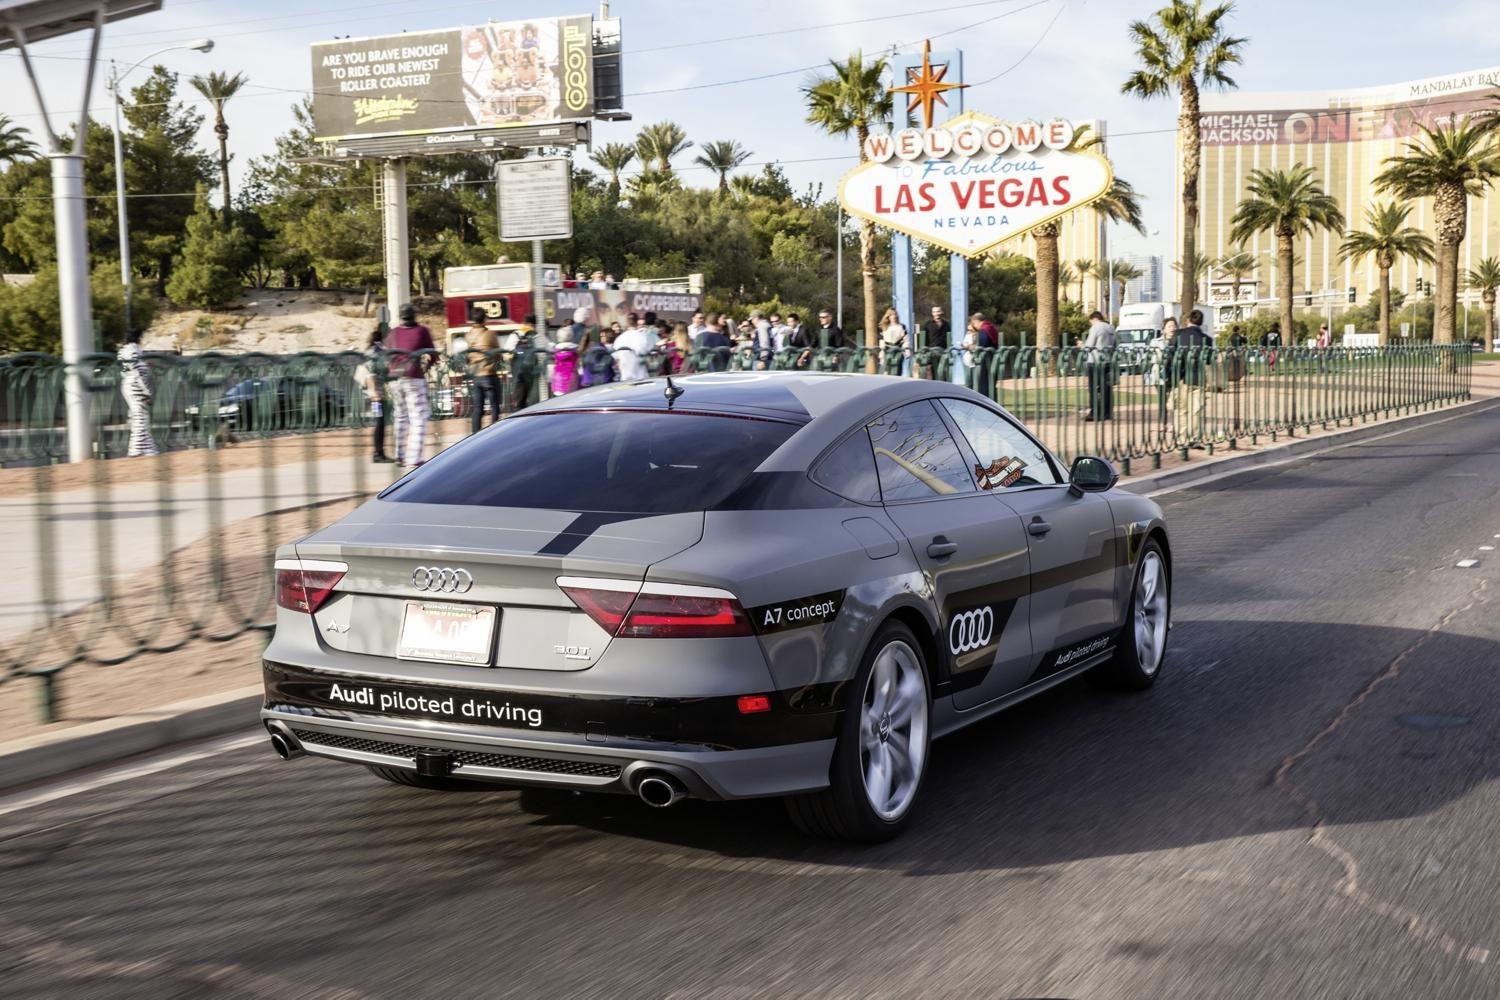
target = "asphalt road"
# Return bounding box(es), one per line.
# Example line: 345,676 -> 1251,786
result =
4,403 -> 1500,999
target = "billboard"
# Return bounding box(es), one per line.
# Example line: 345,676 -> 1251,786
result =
311,15 -> 594,142
838,112 -> 1113,259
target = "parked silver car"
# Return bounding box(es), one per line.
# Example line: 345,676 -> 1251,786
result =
262,372 -> 1171,841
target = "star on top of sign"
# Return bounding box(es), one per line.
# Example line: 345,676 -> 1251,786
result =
889,40 -> 967,130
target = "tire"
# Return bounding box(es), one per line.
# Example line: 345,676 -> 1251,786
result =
366,765 -> 489,791
1096,539 -> 1170,690
785,620 -> 931,842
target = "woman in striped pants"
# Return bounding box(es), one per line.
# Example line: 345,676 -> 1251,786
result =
118,330 -> 158,457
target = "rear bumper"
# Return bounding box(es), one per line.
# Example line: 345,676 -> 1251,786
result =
260,660 -> 837,800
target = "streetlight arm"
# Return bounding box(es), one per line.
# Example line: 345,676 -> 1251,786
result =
108,39 -> 215,92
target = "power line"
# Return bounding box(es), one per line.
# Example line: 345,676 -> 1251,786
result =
969,0 -> 1068,86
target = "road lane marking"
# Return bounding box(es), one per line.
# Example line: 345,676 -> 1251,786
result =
0,730 -> 262,820
1456,559 -> 1479,568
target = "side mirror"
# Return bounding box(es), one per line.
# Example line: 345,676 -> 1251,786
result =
1068,455 -> 1119,496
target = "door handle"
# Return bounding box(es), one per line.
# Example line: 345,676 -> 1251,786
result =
1027,517 -> 1052,537
926,537 -> 959,559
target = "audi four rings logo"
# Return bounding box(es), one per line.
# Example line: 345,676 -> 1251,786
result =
411,566 -> 474,593
949,607 -> 995,654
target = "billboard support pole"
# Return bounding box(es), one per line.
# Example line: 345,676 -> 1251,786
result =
532,239 -> 546,333
381,158 -> 409,312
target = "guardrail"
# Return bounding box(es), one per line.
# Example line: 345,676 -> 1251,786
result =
0,343 -> 1471,722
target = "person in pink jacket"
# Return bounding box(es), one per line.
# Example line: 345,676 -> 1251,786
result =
550,305 -> 591,395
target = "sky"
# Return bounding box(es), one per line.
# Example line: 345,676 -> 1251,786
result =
5,0 -> 1500,266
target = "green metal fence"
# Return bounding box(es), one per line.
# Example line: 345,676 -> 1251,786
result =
0,343 -> 1472,722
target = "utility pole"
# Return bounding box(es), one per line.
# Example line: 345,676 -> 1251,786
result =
381,159 -> 409,314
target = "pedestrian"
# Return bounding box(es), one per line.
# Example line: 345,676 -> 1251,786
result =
580,327 -> 619,387
387,304 -> 435,468
879,307 -> 910,375
670,322 -> 693,373
508,314 -> 542,411
1156,315 -> 1178,424
1316,322 -> 1331,373
118,328 -> 158,457
466,307 -> 501,434
922,304 -> 951,379
1082,310 -> 1117,422
1261,321 -> 1282,371
698,315 -> 732,372
1171,308 -> 1214,441
613,312 -> 655,380
551,334 -> 581,396
364,326 -> 392,462
1227,323 -> 1248,383
746,311 -> 771,368
687,310 -> 707,340
811,309 -> 845,369
784,312 -> 804,353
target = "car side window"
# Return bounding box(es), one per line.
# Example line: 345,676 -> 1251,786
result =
867,401 -> 976,502
939,399 -> 1061,489
811,429 -> 883,504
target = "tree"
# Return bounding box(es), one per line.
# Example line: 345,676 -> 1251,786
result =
1217,248 -> 1258,315
1073,258 -> 1095,307
165,188 -> 254,308
1229,166 -> 1345,345
0,115 -> 38,165
123,67 -> 215,291
694,140 -> 752,192
1122,1 -> 1247,317
1107,258 -> 1144,309
1466,256 -> 1500,352
1033,177 -> 1146,346
589,142 -> 636,200
189,71 -> 248,222
635,121 -> 692,175
1374,121 -> 1500,344
1337,202 -> 1434,344
1058,264 -> 1075,302
804,50 -> 892,366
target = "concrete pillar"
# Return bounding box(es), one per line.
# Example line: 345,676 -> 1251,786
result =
382,159 -> 409,310
53,153 -> 95,463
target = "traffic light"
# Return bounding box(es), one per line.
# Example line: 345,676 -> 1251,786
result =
1348,286 -> 1356,303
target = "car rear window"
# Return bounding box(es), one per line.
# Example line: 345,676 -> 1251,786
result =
383,410 -> 801,513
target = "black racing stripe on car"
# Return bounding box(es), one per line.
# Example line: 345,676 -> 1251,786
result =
534,511 -> 649,557
747,590 -> 846,635
1027,543 -> 1120,593
263,661 -> 839,751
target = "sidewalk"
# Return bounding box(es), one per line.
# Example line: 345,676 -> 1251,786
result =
0,366 -> 1492,788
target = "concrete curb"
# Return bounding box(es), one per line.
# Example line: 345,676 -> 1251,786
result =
0,686 -> 263,793
3,397 -> 1494,792
1121,397 -> 1500,496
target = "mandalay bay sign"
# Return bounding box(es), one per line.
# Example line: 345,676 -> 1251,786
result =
839,111 -> 1114,258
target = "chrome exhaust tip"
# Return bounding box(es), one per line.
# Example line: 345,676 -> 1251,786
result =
266,722 -> 303,760
637,774 -> 683,808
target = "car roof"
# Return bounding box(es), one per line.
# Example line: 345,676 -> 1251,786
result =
526,371 -> 934,421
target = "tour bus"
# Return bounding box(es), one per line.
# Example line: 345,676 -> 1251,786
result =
441,262 -> 563,353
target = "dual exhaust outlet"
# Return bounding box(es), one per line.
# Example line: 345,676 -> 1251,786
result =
266,722 -> 689,807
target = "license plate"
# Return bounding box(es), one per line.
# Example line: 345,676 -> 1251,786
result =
397,601 -> 497,665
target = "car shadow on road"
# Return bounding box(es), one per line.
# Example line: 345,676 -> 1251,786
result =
501,619 -> 1499,873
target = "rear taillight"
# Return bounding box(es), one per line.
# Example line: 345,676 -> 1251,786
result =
275,559 -> 347,614
559,579 -> 752,639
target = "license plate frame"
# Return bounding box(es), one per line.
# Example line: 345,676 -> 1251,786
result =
396,600 -> 498,665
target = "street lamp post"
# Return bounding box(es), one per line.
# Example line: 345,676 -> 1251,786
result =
107,39 -> 214,333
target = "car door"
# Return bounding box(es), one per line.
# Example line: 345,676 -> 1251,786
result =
868,400 -> 1034,709
937,399 -> 1121,689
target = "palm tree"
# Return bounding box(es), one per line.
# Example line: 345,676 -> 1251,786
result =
0,114 -> 38,165
635,121 -> 692,175
1466,256 -> 1500,352
810,50 -> 888,364
1374,121 -> 1500,344
1034,176 -> 1146,346
805,50 -> 892,367
1229,165 -> 1345,344
189,71 -> 248,221
1074,258 -> 1096,308
693,140 -> 751,192
624,170 -> 682,211
1122,1 -> 1247,317
1217,248 -> 1258,315
590,142 -> 636,200
1337,203 -> 1434,345
1059,264 -> 1076,303
1107,258 -> 1144,310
